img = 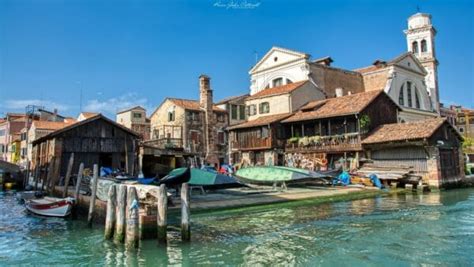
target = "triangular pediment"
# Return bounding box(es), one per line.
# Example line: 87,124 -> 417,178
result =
249,46 -> 309,74
390,53 -> 427,75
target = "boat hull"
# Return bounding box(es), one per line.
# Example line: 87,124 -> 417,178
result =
26,197 -> 74,217
235,166 -> 314,185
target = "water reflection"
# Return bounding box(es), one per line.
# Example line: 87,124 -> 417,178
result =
1,189 -> 474,265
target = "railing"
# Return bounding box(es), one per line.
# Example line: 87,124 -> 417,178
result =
285,133 -> 363,153
145,138 -> 183,150
231,137 -> 272,150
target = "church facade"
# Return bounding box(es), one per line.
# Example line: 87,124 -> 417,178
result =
247,12 -> 440,122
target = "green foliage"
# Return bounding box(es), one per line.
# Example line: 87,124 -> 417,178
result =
288,137 -> 299,144
359,115 -> 371,130
462,137 -> 474,152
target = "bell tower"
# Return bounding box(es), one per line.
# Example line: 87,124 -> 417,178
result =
404,12 -> 440,112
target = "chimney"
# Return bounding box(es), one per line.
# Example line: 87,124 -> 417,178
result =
335,88 -> 344,97
198,74 -> 219,167
199,74 -> 213,111
53,108 -> 58,121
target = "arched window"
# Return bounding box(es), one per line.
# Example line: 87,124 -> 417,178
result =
167,111 -> 175,122
406,81 -> 412,107
398,86 -> 405,106
421,40 -> 427,52
286,78 -> 293,84
272,77 -> 283,87
415,88 -> 421,109
412,41 -> 419,54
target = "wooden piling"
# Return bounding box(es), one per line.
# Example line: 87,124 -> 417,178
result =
104,185 -> 117,239
63,153 -> 75,198
114,185 -> 127,243
181,183 -> 190,242
87,164 -> 99,227
45,158 -> 54,193
34,166 -> 40,191
125,186 -> 139,249
74,163 -> 84,201
157,184 -> 168,244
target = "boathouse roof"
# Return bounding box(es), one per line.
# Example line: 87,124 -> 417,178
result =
228,113 -> 292,130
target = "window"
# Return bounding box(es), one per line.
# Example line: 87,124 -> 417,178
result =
421,40 -> 427,52
133,113 -> 142,119
0,129 -> 5,136
247,104 -> 257,116
272,77 -> 283,87
190,131 -> 199,144
412,41 -> 418,54
0,145 -> 4,153
168,111 -> 175,122
187,111 -> 200,122
407,81 -> 412,107
259,102 -> 270,114
398,86 -> 405,106
153,129 -> 159,139
231,105 -> 238,120
217,114 -> 226,122
286,78 -> 293,84
459,127 -> 464,133
261,127 -> 269,138
239,105 -> 246,120
415,88 -> 421,109
217,131 -> 225,144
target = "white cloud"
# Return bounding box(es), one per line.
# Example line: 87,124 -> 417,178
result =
84,92 -> 150,115
3,99 -> 70,111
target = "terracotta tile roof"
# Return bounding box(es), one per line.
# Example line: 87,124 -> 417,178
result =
168,98 -> 226,112
282,90 -> 387,123
246,80 -> 308,100
362,118 -> 449,144
116,106 -> 146,114
228,113 -> 292,130
215,94 -> 249,105
32,120 -> 75,130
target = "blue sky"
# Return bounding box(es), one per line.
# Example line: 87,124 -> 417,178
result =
0,0 -> 473,118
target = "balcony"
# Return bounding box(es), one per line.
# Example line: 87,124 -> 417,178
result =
232,137 -> 272,151
145,138 -> 183,150
285,133 -> 363,153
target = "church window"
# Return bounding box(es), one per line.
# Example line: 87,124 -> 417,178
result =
421,40 -> 427,52
415,88 -> 421,109
407,81 -> 413,107
259,102 -> 270,114
286,78 -> 293,84
398,86 -> 405,106
412,41 -> 419,54
272,77 -> 283,87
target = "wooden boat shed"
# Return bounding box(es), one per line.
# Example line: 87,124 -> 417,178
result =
362,118 -> 465,188
32,114 -> 141,182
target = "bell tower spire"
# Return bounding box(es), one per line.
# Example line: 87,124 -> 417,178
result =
404,12 -> 440,112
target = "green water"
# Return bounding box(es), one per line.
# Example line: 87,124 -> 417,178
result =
1,189 -> 473,266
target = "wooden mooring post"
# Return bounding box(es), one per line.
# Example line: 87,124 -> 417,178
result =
126,186 -> 139,249
62,153 -> 75,198
74,163 -> 84,201
114,185 -> 127,243
104,185 -> 117,240
87,164 -> 99,227
157,184 -> 168,244
181,183 -> 190,242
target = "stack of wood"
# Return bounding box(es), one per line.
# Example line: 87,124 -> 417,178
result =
356,164 -> 421,183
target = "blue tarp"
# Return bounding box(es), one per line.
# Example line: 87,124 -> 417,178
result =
369,174 -> 383,189
332,171 -> 351,186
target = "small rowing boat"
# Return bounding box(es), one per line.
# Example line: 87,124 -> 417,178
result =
26,197 -> 75,217
235,166 -> 331,185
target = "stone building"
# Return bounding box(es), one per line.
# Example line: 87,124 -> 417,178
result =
116,106 -> 151,140
362,118 -> 464,188
215,94 -> 249,126
145,75 -> 228,176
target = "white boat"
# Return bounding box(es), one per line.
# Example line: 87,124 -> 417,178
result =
26,197 -> 75,217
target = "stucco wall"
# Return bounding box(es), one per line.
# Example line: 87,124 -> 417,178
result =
245,94 -> 291,121
310,64 -> 365,97
150,99 -> 186,139
361,69 -> 390,92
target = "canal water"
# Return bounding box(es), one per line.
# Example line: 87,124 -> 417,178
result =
1,189 -> 473,266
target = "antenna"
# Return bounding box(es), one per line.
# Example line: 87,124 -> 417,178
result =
416,5 -> 421,13
254,50 -> 258,63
